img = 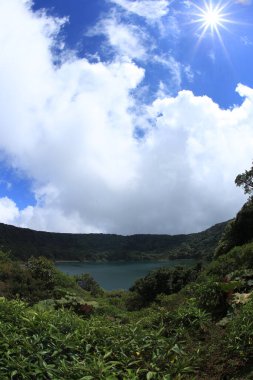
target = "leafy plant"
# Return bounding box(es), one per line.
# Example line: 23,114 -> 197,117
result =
75,273 -> 103,296
226,297 -> 253,360
0,297 -> 195,379
190,278 -> 227,318
130,266 -> 200,307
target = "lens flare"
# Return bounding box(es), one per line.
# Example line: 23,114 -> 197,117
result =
202,5 -> 224,30
190,0 -> 235,56
192,1 -> 231,39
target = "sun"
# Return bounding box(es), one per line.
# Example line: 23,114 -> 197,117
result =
202,5 -> 223,30
192,1 -> 231,38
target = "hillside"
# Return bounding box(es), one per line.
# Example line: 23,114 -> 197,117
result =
0,221 -> 227,261
1,199 -> 253,378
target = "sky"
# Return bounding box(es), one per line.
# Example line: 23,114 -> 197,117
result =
0,0 -> 253,235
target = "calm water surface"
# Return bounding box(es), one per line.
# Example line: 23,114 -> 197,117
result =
56,259 -> 198,290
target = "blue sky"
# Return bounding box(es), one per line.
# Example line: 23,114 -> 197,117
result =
0,0 -> 253,234
32,0 -> 253,107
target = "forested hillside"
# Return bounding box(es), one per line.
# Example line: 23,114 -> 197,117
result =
0,221 -> 226,261
0,196 -> 253,378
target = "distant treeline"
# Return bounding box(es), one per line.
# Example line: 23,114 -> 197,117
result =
0,222 -> 227,262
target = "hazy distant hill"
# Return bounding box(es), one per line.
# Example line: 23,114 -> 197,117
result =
0,222 -> 227,262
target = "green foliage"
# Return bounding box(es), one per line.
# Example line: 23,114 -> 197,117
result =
125,291 -> 146,311
0,254 -> 92,304
130,265 -> 200,307
216,162 -> 253,260
0,249 -> 13,262
75,273 -> 103,296
2,171 -> 253,380
0,220 -> 226,261
226,296 -> 253,360
215,200 -> 253,257
159,301 -> 211,338
214,220 -> 235,258
208,242 -> 253,279
54,270 -> 79,292
0,297 -> 195,379
55,295 -> 98,316
235,161 -> 253,198
27,256 -> 57,290
190,278 -> 227,318
0,254 -> 41,303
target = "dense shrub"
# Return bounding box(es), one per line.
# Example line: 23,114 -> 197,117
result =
207,243 -> 253,279
0,254 -> 46,303
190,278 -> 228,318
130,265 -> 200,307
75,273 -> 103,296
159,301 -> 211,338
0,297 -> 194,379
226,297 -> 253,364
125,291 -> 146,311
0,254 -> 92,304
215,199 -> 253,258
27,256 -> 57,289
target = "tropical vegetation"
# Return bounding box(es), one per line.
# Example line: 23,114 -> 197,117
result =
0,220 -> 226,262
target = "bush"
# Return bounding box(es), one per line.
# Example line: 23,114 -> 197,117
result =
27,256 -> 57,290
215,200 -> 253,258
0,255 -> 92,304
226,297 -> 253,361
130,265 -> 200,307
208,243 -> 253,279
125,291 -> 146,311
191,278 -> 227,318
75,273 -> 103,296
160,301 -> 211,338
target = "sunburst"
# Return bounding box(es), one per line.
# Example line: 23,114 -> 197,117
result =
200,3 -> 226,32
192,1 -> 232,42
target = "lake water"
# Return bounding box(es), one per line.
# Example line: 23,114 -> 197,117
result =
56,259 -> 198,290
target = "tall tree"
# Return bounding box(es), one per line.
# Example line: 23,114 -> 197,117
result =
235,162 -> 253,198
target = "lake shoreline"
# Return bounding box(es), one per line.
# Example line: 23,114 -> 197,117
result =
55,257 -> 203,264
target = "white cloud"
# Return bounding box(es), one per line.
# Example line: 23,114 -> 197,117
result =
209,51 -> 216,63
0,0 -> 253,235
154,55 -> 182,89
153,55 -> 194,92
88,16 -> 148,60
235,0 -> 251,4
0,197 -> 19,224
241,36 -> 252,46
184,65 -> 194,82
110,0 -> 169,21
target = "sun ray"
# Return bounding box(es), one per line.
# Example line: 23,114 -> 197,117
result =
187,0 -> 237,62
191,1 -> 232,40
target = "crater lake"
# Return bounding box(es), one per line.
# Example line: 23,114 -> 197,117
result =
56,259 -> 199,290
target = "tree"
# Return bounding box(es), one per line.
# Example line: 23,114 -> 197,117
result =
27,256 -> 56,290
129,265 -> 200,306
75,273 -> 103,296
235,162 -> 253,198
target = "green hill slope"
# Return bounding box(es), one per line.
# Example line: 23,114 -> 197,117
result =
0,221 -> 227,261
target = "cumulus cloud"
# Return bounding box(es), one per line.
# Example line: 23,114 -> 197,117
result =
0,0 -> 252,235
0,197 -> 19,224
110,0 -> 169,21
